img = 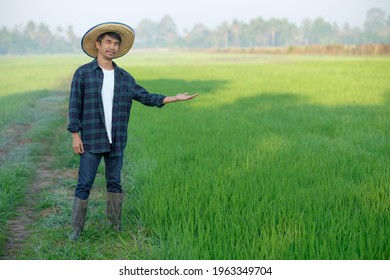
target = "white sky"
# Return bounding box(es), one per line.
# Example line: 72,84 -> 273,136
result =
1,0 -> 389,35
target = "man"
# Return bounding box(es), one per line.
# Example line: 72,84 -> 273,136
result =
67,22 -> 198,241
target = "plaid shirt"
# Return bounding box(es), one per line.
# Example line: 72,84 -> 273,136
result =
67,59 -> 166,155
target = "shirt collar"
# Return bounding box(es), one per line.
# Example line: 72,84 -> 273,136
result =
91,59 -> 123,74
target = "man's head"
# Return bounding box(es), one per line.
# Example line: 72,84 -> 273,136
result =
81,22 -> 135,59
95,32 -> 122,60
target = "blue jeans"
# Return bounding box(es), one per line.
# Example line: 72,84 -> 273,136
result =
75,150 -> 124,200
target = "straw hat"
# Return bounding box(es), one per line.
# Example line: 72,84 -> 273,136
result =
81,22 -> 135,58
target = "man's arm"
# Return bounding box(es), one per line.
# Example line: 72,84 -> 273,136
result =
68,70 -> 83,133
163,93 -> 199,104
68,70 -> 85,154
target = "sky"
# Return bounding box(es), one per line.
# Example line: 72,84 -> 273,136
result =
1,0 -> 389,35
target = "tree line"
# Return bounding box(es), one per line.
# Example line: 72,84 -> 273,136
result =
1,8 -> 389,55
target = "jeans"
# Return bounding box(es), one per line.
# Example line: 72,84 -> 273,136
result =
75,150 -> 124,200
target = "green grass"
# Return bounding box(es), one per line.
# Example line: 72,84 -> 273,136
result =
0,55 -> 84,256
0,52 -> 389,259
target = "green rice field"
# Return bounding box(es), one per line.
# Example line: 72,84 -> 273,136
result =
0,52 -> 389,259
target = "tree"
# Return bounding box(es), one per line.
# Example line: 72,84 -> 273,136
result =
230,20 -> 243,47
268,18 -> 298,46
248,17 -> 269,47
23,21 -> 37,53
135,19 -> 158,48
184,24 -> 212,48
307,17 -> 334,44
215,21 -> 231,48
0,27 -> 11,54
364,8 -> 387,43
365,8 -> 386,32
2,8 -> 390,55
340,23 -> 364,44
37,22 -> 54,53
158,15 -> 178,47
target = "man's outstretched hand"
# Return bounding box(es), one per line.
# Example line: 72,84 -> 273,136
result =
176,92 -> 199,101
163,93 -> 199,104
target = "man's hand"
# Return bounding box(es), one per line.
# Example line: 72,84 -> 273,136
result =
72,133 -> 84,154
175,92 -> 199,101
163,92 -> 199,104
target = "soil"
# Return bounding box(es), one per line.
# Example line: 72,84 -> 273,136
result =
0,124 -> 32,159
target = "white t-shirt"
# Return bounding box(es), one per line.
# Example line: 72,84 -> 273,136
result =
101,68 -> 115,143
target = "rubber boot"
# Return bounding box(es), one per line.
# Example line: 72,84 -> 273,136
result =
70,197 -> 88,241
106,192 -> 124,231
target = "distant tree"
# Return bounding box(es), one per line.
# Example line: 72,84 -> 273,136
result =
158,15 -> 178,47
2,8 -> 390,55
0,27 -> 11,54
268,18 -> 298,46
37,22 -> 54,53
340,23 -> 364,44
307,17 -> 334,44
66,26 -> 77,42
230,20 -> 243,47
135,19 -> 158,48
365,8 -> 386,32
300,19 -> 311,45
387,15 -> 390,41
215,21 -> 231,48
184,24 -> 212,48
0,21 -> 80,55
66,25 -> 79,52
248,17 -> 269,47
23,21 -> 37,53
364,8 -> 387,42
237,21 -> 251,47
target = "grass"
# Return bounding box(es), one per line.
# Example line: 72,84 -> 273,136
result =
0,55 -> 83,255
0,52 -> 389,259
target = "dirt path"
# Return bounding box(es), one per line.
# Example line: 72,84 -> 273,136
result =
0,90 -> 73,260
1,95 -> 69,259
1,156 -> 57,260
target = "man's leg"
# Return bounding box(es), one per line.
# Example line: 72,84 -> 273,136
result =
70,151 -> 102,240
104,152 -> 124,231
75,151 -> 102,200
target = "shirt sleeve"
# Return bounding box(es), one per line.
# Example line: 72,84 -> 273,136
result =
67,70 -> 83,133
131,79 -> 166,108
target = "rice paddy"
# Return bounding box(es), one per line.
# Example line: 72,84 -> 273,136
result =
0,52 -> 389,259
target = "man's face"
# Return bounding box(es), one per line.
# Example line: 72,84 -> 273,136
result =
95,35 -> 120,60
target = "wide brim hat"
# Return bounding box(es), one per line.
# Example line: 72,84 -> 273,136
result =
81,22 -> 135,59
